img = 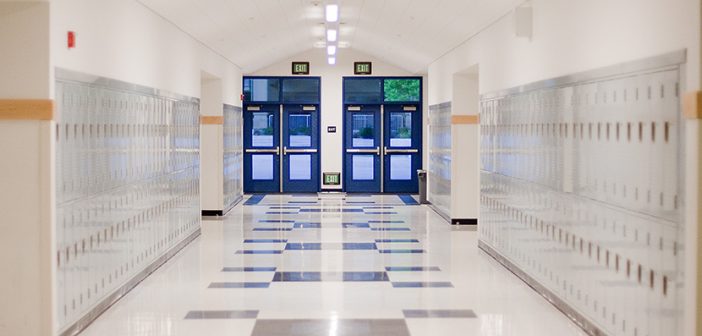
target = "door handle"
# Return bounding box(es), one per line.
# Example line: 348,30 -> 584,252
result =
245,146 -> 280,155
346,147 -> 380,155
384,147 -> 419,155
284,147 -> 318,155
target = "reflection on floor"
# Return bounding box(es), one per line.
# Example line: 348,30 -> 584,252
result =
79,194 -> 587,336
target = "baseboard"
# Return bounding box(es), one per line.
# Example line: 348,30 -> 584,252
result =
201,210 -> 223,216
59,228 -> 202,336
451,218 -> 478,225
478,240 -> 605,336
427,203 -> 451,223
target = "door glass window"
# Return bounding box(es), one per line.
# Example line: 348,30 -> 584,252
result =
243,78 -> 280,102
344,79 -> 383,103
352,113 -> 375,147
384,79 -> 421,102
252,155 -> 274,180
352,155 -> 375,180
289,114 -> 312,147
251,112 -> 275,147
289,155 -> 312,180
282,78 -> 320,103
390,155 -> 412,180
389,112 -> 412,147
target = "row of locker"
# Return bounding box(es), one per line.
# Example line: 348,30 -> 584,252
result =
55,75 -> 202,332
479,64 -> 684,336
427,102 -> 452,217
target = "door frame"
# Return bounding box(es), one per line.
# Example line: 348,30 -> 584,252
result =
282,104 -> 321,193
242,76 -> 322,193
341,76 -> 423,193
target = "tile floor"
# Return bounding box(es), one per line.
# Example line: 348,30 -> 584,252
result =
79,194 -> 588,336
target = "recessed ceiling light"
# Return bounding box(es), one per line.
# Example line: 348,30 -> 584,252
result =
327,29 -> 337,42
326,4 -> 338,22
328,57 -> 336,65
327,45 -> 337,55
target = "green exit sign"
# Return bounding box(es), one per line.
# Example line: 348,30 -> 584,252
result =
292,62 -> 310,75
323,172 -> 341,185
354,62 -> 372,75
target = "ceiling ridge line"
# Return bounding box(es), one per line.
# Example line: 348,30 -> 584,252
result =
427,0 -> 530,69
134,0 -> 243,70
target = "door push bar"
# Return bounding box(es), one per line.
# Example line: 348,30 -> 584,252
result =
384,147 -> 419,155
346,147 -> 381,155
245,146 -> 280,155
283,147 -> 318,155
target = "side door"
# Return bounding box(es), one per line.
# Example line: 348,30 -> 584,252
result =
383,104 -> 422,193
344,105 -> 381,193
282,104 -> 320,192
243,105 -> 280,193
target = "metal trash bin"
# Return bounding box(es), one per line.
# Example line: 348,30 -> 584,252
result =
417,169 -> 428,204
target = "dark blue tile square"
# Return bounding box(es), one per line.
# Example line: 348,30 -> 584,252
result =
253,228 -> 293,232
285,243 -> 322,250
365,212 -> 398,215
266,211 -> 299,215
375,239 -> 420,243
272,272 -> 322,281
342,223 -> 370,229
385,266 -> 441,272
342,272 -> 389,281
293,222 -> 322,229
259,220 -> 295,223
208,282 -> 271,288
244,239 -> 288,243
369,220 -> 405,224
342,243 -> 377,250
378,249 -> 425,254
236,250 -> 283,254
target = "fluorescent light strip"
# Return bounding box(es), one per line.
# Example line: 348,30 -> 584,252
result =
326,4 -> 338,22
327,29 -> 337,42
327,45 -> 337,55
328,57 -> 336,65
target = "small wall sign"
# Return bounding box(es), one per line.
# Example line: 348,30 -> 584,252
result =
323,172 -> 341,185
354,62 -> 372,75
292,62 -> 310,75
327,126 -> 337,133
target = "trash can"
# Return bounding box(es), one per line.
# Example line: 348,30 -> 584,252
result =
417,169 -> 428,204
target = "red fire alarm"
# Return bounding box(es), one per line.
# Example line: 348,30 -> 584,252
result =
67,31 -> 76,49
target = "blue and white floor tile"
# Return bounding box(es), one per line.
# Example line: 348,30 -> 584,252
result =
79,194 -> 587,336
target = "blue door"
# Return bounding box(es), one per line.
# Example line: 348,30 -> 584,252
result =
344,105 -> 381,193
283,105 -> 320,192
383,104 -> 422,193
244,105 -> 280,193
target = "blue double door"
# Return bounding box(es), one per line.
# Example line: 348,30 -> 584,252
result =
244,104 -> 320,193
344,104 -> 422,193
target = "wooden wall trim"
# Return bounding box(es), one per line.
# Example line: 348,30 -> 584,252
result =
0,99 -> 53,121
451,115 -> 480,125
200,116 -> 224,125
683,91 -> 702,119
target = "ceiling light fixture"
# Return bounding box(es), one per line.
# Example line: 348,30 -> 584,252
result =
327,29 -> 337,42
327,45 -> 337,55
328,57 -> 336,65
326,4 -> 338,22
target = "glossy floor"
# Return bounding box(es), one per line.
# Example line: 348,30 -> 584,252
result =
80,194 -> 587,336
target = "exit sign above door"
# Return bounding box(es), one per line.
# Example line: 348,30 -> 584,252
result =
292,62 -> 310,75
354,62 -> 372,75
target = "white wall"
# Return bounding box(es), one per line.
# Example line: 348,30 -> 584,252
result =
252,48 -> 414,189
429,0 -> 700,103
52,0 -> 242,104
200,76 -> 224,211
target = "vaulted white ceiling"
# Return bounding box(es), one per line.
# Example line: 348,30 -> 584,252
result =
138,0 -> 523,74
